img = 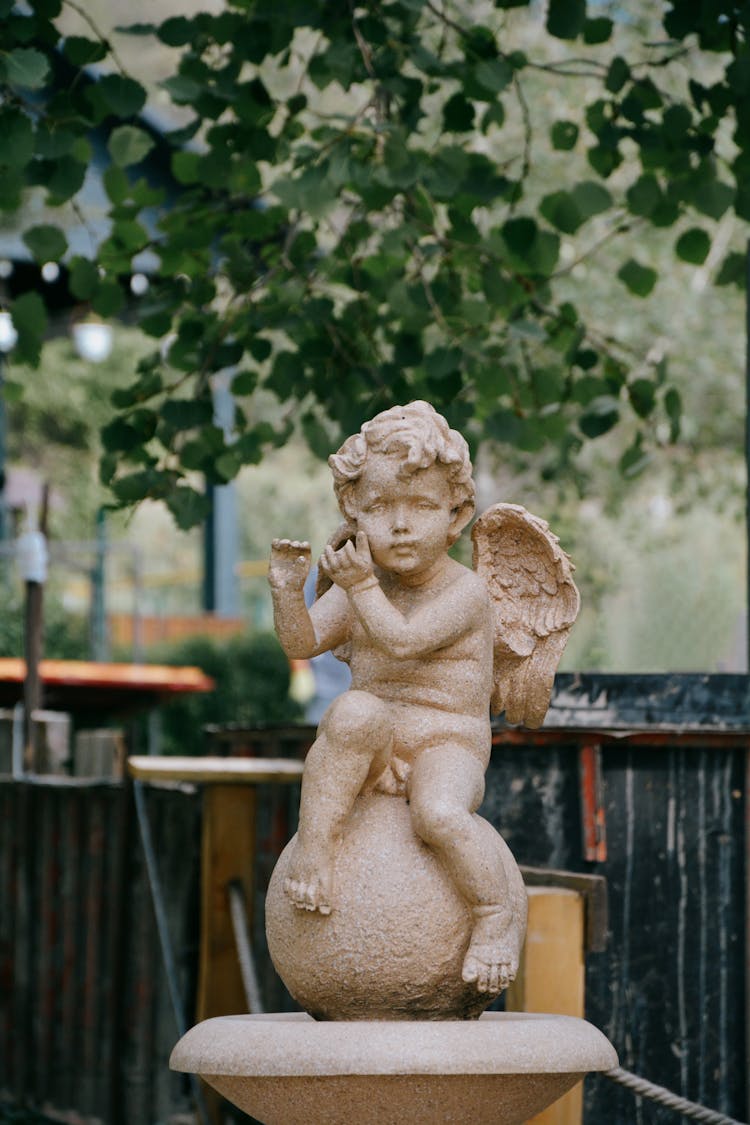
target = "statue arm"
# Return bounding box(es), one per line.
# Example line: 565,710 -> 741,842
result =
269,539 -> 351,658
349,574 -> 484,659
321,532 -> 484,658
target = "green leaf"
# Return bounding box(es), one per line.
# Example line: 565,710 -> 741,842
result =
2,380 -> 24,404
583,17 -> 613,44
11,292 -> 47,366
481,265 -> 524,309
161,398 -> 214,431
473,58 -> 513,94
617,258 -> 657,297
28,0 -> 61,16
166,486 -> 211,530
572,180 -> 611,217
664,386 -> 682,442
63,36 -> 107,66
540,190 -> 582,234
587,144 -> 622,178
102,409 -> 157,453
301,412 -> 334,460
5,48 -> 50,89
231,370 -> 258,396
103,165 -> 130,204
546,0 -> 586,40
443,93 -> 474,132
606,57 -> 630,94
626,174 -> 662,217
628,378 -> 656,418
248,336 -> 272,362
115,22 -> 156,35
91,75 -> 147,118
0,169 -> 23,211
0,109 -> 35,168
91,281 -> 124,317
157,16 -> 194,46
172,151 -> 201,184
550,120 -> 579,151
540,181 -> 610,233
675,227 -> 710,265
715,251 -> 746,287
690,175 -> 734,220
619,439 -> 652,478
22,224 -> 68,263
425,346 -> 463,380
161,74 -> 202,104
43,155 -> 87,202
108,125 -> 155,167
579,396 -> 620,438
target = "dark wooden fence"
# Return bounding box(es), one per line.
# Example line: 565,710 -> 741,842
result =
1,674 -> 747,1124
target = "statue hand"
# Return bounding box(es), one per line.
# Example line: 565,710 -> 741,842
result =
321,532 -> 375,591
269,539 -> 312,590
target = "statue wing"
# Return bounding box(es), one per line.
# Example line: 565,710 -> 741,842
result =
471,503 -> 580,728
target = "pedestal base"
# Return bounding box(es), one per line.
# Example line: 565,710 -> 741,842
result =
170,1011 -> 617,1125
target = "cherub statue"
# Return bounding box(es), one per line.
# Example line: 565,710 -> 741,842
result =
269,402 -> 579,998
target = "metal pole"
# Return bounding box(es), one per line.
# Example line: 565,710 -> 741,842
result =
0,350 -> 6,548
745,238 -> 750,1101
746,238 -> 750,673
91,507 -> 108,661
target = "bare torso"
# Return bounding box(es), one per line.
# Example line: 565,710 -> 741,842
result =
347,563 -> 494,719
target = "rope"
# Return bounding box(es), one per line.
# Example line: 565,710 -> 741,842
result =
605,1066 -> 747,1125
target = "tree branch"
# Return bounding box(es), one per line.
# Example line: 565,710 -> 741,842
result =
61,0 -> 129,76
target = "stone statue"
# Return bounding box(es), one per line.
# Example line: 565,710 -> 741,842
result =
170,401 -> 615,1124
267,401 -> 579,1020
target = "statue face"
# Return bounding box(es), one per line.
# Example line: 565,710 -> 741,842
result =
352,452 -> 458,577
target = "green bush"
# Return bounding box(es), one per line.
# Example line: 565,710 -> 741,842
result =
153,631 -> 301,755
0,593 -> 88,661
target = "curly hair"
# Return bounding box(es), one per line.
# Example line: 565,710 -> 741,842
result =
329,401 -> 475,528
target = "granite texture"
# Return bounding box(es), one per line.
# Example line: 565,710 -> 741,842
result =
267,403 -> 578,1017
170,1012 -> 618,1125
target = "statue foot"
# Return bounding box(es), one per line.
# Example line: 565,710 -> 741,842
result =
461,905 -> 520,994
283,839 -> 335,915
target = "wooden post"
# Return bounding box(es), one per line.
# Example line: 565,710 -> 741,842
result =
196,784 -> 257,1023
506,886 -> 586,1125
22,484 -> 49,772
22,575 -> 43,770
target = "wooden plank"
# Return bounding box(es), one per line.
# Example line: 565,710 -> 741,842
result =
197,784 -> 257,1023
58,787 -> 82,1111
0,784 -> 14,1094
128,755 -> 304,785
506,886 -> 585,1125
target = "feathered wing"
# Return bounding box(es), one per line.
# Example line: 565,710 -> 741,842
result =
471,503 -> 580,728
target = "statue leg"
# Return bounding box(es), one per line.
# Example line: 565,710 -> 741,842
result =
408,746 -> 526,994
284,690 -> 392,915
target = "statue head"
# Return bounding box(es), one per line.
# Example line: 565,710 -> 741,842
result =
329,401 -> 475,544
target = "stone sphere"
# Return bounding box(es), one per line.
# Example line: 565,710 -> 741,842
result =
266,791 -> 504,1020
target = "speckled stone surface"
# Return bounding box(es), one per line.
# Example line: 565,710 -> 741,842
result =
266,790 -> 527,1020
170,1011 -> 618,1125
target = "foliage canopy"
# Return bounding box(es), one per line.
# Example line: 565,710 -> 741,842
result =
1,0 -> 748,526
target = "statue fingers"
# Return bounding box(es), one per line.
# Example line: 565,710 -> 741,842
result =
355,530 -> 372,565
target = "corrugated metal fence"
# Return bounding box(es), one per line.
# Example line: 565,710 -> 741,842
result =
1,779 -> 201,1124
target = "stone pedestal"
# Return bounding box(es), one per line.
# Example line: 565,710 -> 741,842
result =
170,1011 -> 618,1125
